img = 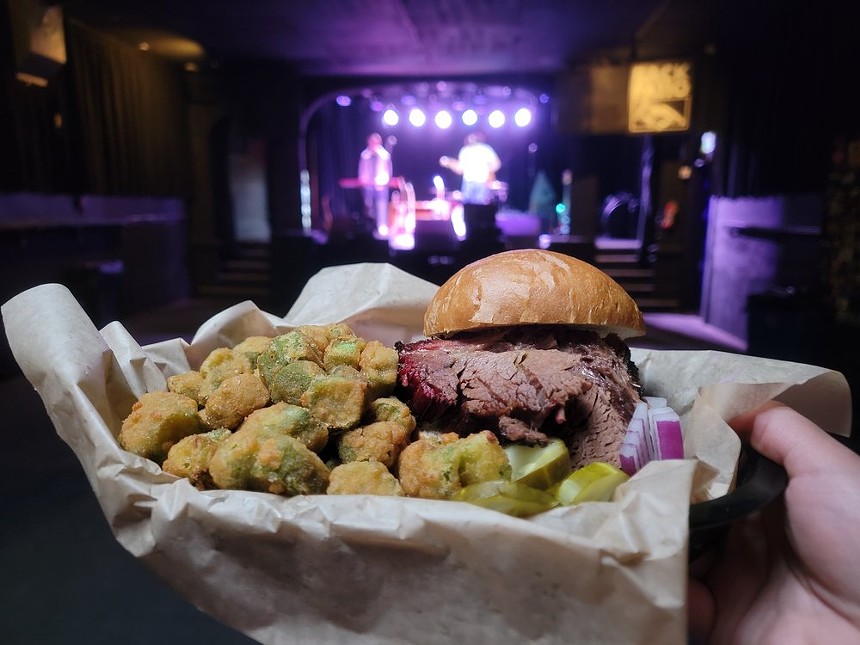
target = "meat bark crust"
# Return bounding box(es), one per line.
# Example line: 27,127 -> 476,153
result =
395,326 -> 642,468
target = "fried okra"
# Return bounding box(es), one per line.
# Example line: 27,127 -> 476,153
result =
290,324 -> 331,355
209,424 -> 329,496
323,336 -> 367,371
367,396 -> 415,430
121,325 -> 417,501
397,431 -> 512,500
263,359 -> 325,405
337,421 -> 412,468
163,427 -> 232,489
199,347 -> 253,402
337,396 -> 416,467
258,330 -> 324,371
232,335 -> 273,368
291,323 -> 356,357
257,330 -> 327,403
327,461 -> 404,496
325,322 -> 357,340
167,370 -> 206,404
300,374 -> 367,430
358,340 -> 399,399
241,402 -> 328,453
200,372 -> 270,430
118,391 -> 202,464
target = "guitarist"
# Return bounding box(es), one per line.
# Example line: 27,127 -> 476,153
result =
358,132 -> 394,236
439,132 -> 501,205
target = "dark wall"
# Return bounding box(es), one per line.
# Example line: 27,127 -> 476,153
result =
215,61 -> 305,235
701,2 -> 860,198
0,194 -> 189,379
1,11 -> 191,196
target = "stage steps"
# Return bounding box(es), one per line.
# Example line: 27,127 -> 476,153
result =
196,242 -> 274,309
193,238 -> 682,314
592,243 -> 681,313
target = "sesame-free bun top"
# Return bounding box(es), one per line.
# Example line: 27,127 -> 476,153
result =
423,249 -> 646,339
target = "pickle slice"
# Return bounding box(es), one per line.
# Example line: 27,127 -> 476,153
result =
552,462 -> 630,505
455,480 -> 559,517
505,438 -> 572,490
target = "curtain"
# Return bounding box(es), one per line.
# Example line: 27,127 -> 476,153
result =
2,74 -> 75,191
1,9 -> 191,196
64,19 -> 190,196
0,0 -> 74,192
307,100 -> 370,226
709,3 -> 844,197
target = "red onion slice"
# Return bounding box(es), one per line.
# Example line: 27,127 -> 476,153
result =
647,406 -> 684,460
619,402 -> 650,475
620,399 -> 684,475
619,416 -> 646,475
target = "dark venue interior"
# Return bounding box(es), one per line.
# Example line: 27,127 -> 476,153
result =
2,0 -> 859,642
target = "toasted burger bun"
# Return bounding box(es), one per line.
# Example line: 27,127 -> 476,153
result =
424,249 -> 646,339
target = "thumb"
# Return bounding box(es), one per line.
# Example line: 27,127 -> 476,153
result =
729,401 -> 859,478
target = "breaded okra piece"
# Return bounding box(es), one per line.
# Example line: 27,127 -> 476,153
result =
118,391 -> 202,464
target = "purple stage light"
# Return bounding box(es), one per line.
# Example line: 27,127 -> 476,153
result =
488,109 -> 505,128
408,108 -> 426,127
382,108 -> 399,126
514,107 -> 532,127
434,110 -> 453,129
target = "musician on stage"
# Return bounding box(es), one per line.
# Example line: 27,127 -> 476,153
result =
358,132 -> 393,236
439,132 -> 501,205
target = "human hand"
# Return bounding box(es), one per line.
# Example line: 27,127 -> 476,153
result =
688,401 -> 860,643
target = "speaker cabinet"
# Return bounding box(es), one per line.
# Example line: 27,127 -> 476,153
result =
413,218 -> 458,252
463,203 -> 498,234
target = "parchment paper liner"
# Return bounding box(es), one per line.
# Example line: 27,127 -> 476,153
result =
3,262 -> 851,644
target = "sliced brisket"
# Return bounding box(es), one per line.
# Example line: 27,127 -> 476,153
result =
396,326 -> 642,468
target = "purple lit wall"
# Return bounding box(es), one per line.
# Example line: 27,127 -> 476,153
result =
700,195 -> 824,344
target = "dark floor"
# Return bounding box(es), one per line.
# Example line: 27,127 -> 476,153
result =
0,297 -> 825,644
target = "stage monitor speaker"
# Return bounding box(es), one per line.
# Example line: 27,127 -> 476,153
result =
9,0 -> 66,85
463,203 -> 498,237
413,218 -> 458,253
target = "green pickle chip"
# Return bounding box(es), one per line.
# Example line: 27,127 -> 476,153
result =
505,438 -> 571,490
552,462 -> 629,505
455,480 -> 559,517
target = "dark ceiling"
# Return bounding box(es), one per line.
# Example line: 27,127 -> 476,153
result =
61,0 -> 717,78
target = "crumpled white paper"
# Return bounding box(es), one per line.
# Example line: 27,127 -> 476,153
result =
2,262 -> 852,645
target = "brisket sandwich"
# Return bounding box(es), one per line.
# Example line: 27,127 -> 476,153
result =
395,249 -> 648,470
